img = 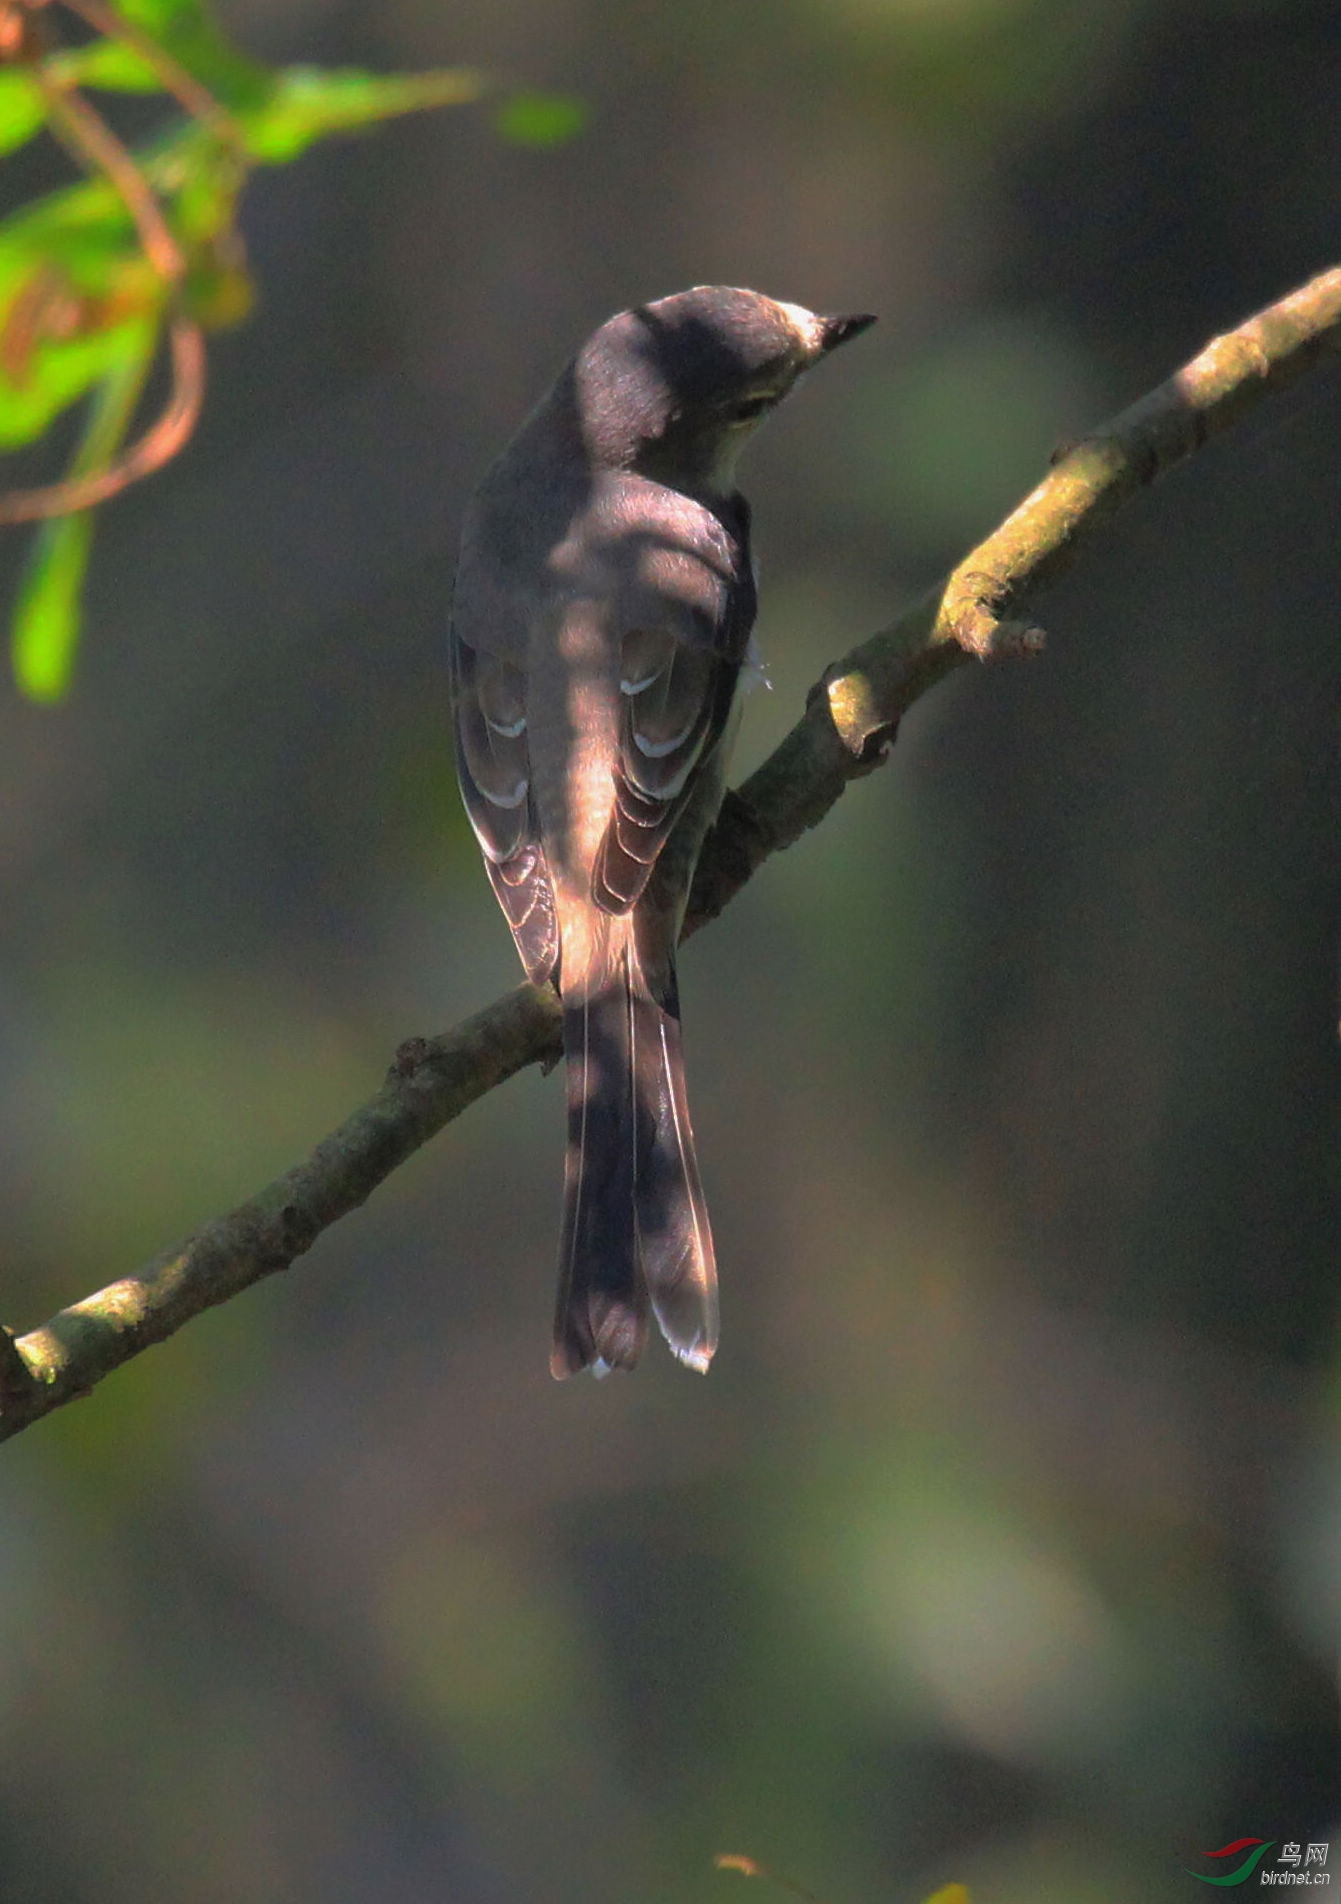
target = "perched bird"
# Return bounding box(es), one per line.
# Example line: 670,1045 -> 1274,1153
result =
450,287 -> 874,1376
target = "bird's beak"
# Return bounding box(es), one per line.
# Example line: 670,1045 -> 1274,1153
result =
817,312 -> 877,354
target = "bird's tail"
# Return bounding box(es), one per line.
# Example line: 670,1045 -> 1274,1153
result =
550,942 -> 718,1378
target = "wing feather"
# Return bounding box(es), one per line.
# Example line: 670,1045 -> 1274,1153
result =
593,502 -> 756,917
450,623 -> 559,984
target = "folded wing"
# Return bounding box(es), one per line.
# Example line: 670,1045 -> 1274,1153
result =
593,625 -> 741,914
450,626 -> 559,985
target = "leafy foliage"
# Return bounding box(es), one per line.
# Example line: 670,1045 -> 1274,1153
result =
0,0 -> 584,700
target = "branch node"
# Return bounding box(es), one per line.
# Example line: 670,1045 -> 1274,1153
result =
822,664 -> 899,763
391,1036 -> 431,1078
981,617 -> 1048,661
277,1202 -> 316,1257
858,729 -> 896,766
1207,326 -> 1272,385
941,570 -> 1046,661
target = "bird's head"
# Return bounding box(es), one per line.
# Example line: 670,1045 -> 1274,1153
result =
573,285 -> 875,491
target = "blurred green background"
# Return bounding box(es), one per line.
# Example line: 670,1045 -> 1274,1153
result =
1,0 -> 1339,1899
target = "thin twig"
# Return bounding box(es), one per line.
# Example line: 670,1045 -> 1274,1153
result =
2,264 -> 1340,1441
33,59 -> 184,280
0,312 -> 204,523
57,0 -> 249,157
715,1855 -> 833,1904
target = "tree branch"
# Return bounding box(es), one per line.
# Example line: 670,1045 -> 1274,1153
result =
3,264 -> 1339,1442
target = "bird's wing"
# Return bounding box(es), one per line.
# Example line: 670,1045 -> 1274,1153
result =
450,619 -> 559,985
593,497 -> 756,916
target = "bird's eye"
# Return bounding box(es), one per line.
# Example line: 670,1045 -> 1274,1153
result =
729,395 -> 771,424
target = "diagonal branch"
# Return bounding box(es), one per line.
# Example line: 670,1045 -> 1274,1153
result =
3,263 -> 1339,1442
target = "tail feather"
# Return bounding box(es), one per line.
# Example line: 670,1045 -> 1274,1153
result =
550,948 -> 717,1378
551,973 -> 646,1376
631,986 -> 718,1370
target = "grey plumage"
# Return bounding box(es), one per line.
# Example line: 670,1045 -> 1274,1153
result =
450,286 -> 874,1376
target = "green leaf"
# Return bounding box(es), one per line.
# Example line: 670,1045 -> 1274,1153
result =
106,0 -> 210,29
93,0 -> 271,109
12,505 -> 98,703
0,6 -> 568,695
0,155 -> 175,444
12,345 -> 152,702
0,71 -> 47,158
0,169 -> 146,279
0,315 -> 158,450
239,64 -> 486,163
492,91 -> 586,147
0,173 -> 162,446
49,38 -> 168,96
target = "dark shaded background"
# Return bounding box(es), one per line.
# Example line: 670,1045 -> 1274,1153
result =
0,0 -> 1339,1898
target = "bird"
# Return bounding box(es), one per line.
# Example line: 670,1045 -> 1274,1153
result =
450,286 -> 875,1377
